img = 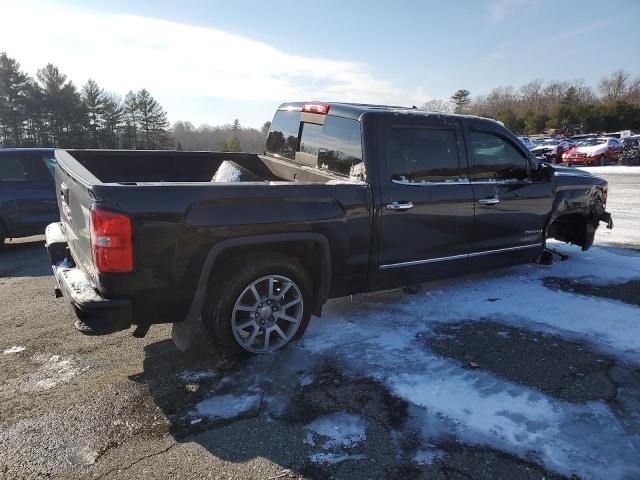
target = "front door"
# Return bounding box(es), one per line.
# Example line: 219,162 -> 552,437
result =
376,116 -> 475,286
464,125 -> 554,266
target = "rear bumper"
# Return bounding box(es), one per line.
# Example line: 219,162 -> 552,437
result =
45,222 -> 132,335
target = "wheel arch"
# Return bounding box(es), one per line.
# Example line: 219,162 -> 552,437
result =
185,233 -> 331,324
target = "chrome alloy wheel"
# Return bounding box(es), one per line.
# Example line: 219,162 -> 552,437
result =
231,275 -> 304,353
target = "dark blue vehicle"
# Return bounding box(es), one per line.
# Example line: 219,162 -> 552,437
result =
0,148 -> 58,246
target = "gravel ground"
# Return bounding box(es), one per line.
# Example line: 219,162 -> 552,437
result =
1,170 -> 638,479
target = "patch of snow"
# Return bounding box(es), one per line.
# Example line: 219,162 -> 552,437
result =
414,447 -> 445,465
578,166 -> 640,174
299,374 -> 314,386
23,355 -> 90,392
58,268 -> 102,304
308,452 -> 367,464
349,161 -> 367,181
3,346 -> 26,354
45,222 -> 66,246
305,412 -> 367,449
192,393 -> 262,420
212,161 -> 242,183
303,431 -> 315,446
179,369 -> 215,383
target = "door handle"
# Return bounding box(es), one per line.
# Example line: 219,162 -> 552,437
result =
386,201 -> 414,210
478,196 -> 500,205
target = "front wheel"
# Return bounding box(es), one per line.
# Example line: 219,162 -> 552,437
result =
202,255 -> 312,356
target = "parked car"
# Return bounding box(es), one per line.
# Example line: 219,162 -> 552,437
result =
531,138 -> 576,163
563,137 -> 624,166
0,148 -> 57,246
621,135 -> 640,148
45,102 -> 613,355
517,136 -> 534,150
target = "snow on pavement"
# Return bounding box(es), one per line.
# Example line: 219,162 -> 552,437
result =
187,240 -> 640,479
295,242 -> 640,479
305,412 -> 367,449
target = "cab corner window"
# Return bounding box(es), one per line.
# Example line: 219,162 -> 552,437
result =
469,131 -> 529,181
386,128 -> 461,184
265,110 -> 302,160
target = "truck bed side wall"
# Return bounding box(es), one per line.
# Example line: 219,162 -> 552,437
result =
91,182 -> 373,325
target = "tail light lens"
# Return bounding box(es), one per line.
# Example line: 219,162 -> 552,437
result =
90,207 -> 133,273
302,103 -> 330,114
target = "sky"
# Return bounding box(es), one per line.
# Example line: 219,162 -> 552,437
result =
1,0 -> 639,128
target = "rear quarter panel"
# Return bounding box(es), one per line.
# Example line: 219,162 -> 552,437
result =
91,181 -> 373,324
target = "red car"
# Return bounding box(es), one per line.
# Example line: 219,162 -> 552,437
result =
563,137 -> 623,166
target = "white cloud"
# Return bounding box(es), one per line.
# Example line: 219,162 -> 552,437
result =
0,2 -> 406,117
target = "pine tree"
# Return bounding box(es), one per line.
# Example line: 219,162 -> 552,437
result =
260,121 -> 271,137
451,89 -> 471,114
101,93 -> 123,148
123,91 -> 138,149
36,64 -> 86,147
81,79 -> 105,147
0,52 -> 30,146
136,89 -> 169,149
228,118 -> 241,152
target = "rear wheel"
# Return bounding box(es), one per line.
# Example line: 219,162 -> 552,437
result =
599,155 -> 606,166
202,255 -> 312,356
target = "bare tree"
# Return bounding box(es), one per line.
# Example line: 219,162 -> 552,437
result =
420,99 -> 453,113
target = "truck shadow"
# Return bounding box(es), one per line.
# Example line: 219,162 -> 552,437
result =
0,238 -> 51,278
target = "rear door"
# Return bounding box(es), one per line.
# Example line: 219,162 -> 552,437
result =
375,116 -> 475,284
0,152 -> 57,236
464,122 -> 553,264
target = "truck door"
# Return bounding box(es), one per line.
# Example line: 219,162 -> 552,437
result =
464,122 -> 553,266
375,116 -> 475,285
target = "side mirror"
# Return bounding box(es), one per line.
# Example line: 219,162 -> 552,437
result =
533,162 -> 555,182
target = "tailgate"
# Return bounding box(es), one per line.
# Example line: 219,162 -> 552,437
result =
54,151 -> 99,278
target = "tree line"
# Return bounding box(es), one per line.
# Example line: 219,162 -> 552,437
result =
425,70 -> 640,135
0,52 -> 172,149
172,119 -> 271,154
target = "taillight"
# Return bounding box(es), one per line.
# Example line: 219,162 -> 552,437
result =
302,103 -> 330,114
90,207 -> 133,273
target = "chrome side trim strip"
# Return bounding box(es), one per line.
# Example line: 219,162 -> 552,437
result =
467,243 -> 542,258
379,243 -> 543,270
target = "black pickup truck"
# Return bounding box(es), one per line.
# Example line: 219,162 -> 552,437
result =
46,102 -> 613,355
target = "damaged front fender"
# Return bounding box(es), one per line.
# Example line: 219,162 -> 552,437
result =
547,177 -> 613,251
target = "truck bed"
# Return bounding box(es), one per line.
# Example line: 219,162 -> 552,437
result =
65,150 -> 355,184
51,149 -> 373,334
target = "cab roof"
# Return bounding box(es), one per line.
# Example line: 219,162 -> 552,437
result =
277,102 -> 502,126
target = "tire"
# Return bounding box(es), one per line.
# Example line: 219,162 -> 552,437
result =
599,155 -> 606,166
202,254 -> 313,356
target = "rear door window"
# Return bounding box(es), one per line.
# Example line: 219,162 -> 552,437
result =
299,116 -> 364,178
469,131 -> 529,181
385,127 -> 463,183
